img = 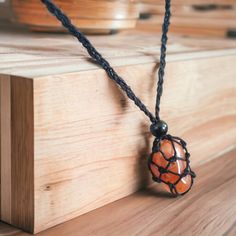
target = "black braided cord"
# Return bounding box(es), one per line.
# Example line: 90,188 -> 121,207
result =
41,0 -> 171,124
155,0 -> 171,119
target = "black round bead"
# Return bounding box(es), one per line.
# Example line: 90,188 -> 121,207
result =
150,120 -> 168,138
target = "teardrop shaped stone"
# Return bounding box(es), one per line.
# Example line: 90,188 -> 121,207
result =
150,139 -> 192,194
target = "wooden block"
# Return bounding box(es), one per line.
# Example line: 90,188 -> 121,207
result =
30,149 -> 236,236
1,149 -> 236,236
0,75 -> 34,231
0,25 -> 236,233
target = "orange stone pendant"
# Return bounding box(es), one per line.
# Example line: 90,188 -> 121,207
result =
148,135 -> 195,196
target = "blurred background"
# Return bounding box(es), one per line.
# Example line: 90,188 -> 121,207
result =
0,0 -> 235,38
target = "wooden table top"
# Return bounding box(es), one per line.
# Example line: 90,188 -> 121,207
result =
1,24 -> 236,78
1,149 -> 235,236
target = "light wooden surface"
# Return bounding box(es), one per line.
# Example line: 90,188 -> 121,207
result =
1,149 -> 236,236
11,77 -> 34,231
0,25 -> 236,233
1,24 -> 236,78
0,75 -> 34,231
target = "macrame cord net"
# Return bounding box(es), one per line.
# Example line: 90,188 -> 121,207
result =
148,135 -> 196,196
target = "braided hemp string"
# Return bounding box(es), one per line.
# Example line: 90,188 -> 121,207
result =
41,0 -> 171,123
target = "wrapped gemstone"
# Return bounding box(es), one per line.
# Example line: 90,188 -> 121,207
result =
148,135 -> 195,196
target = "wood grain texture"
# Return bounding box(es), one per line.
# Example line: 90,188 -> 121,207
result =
11,77 -> 34,231
36,149 -> 236,236
0,75 -> 11,223
11,0 -> 139,32
31,54 -> 236,232
0,76 -> 34,232
1,149 -> 236,236
0,26 -> 236,233
1,24 -> 236,78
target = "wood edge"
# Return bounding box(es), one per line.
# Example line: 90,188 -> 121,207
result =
10,76 -> 34,233
31,53 -> 236,81
0,74 -> 12,223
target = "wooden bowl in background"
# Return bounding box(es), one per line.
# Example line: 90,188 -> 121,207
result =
11,0 -> 139,33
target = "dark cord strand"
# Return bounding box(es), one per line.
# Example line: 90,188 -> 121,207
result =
41,0 -> 171,123
155,0 -> 171,119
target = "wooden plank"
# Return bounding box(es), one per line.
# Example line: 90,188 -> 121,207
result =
31,54 -> 236,232
0,27 -> 236,232
0,75 -> 11,223
36,149 -> 236,236
1,77 -> 34,230
1,149 -> 235,236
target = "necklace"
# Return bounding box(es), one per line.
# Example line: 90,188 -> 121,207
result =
41,0 -> 196,196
